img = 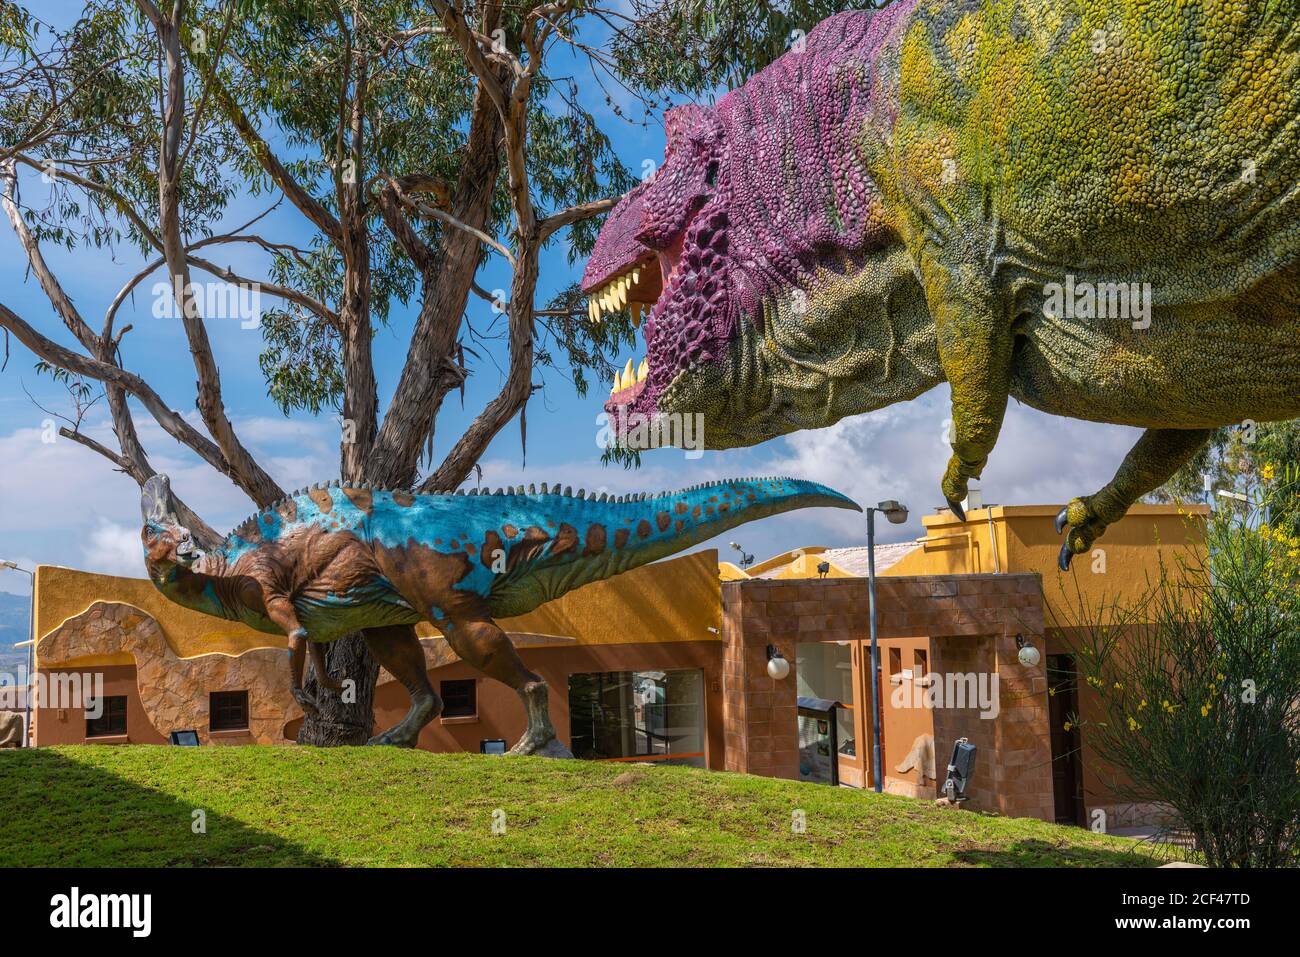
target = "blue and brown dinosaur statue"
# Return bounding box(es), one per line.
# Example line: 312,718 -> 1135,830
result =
140,473 -> 859,753
582,0 -> 1300,569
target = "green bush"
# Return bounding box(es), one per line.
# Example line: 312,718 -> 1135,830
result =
1064,484 -> 1300,867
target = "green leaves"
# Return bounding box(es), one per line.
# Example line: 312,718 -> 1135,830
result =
610,0 -> 886,97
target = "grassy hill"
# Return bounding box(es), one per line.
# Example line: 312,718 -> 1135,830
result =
0,746 -> 1161,867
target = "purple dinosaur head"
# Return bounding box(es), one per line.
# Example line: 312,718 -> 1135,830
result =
582,6 -> 933,451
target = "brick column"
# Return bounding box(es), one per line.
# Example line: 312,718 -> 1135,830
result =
930,575 -> 1054,820
720,581 -> 798,779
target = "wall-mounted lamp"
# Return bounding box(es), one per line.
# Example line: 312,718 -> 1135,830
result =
766,644 -> 790,680
1015,633 -> 1041,668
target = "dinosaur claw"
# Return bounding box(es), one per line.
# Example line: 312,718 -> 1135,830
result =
1055,506 -> 1069,535
1058,541 -> 1074,571
946,498 -> 966,522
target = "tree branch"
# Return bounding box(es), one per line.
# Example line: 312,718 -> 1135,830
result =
145,6 -> 283,507
0,300 -> 275,498
57,425 -> 222,549
538,195 -> 619,241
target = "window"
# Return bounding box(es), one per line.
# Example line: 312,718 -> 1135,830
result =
209,690 -> 249,731
913,649 -> 929,679
440,679 -> 477,718
568,670 -> 705,768
86,696 -> 127,738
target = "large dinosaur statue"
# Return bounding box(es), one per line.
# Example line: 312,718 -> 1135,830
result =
139,473 -> 859,753
582,0 -> 1300,568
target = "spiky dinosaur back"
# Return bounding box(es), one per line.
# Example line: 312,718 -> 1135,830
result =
213,477 -> 859,626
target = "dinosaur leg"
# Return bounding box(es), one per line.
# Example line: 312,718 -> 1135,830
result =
286,631 -> 316,716
362,624 -> 442,748
263,593 -> 321,716
1056,427 -> 1212,569
441,616 -> 573,758
922,255 -> 1013,519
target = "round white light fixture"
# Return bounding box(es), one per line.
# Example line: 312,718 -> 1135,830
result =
766,645 -> 791,680
1015,634 -> 1041,668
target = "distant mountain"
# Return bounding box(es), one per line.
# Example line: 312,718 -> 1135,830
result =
0,591 -> 32,679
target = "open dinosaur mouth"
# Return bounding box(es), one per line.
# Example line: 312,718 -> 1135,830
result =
586,252 -> 661,402
584,196 -> 726,432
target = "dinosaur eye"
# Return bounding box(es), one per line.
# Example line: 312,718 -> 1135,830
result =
705,162 -> 718,187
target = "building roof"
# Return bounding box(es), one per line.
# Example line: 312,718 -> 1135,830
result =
724,541 -> 922,580
806,543 -> 921,578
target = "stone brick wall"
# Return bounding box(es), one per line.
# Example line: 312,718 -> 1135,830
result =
720,573 -> 1057,820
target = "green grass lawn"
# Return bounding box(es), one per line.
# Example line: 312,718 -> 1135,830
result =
0,746 -> 1160,867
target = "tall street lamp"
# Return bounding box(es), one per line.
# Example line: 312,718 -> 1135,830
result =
866,500 -> 908,793
1,561 -> 35,746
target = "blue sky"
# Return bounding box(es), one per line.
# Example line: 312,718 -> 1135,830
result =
0,2 -> 1143,597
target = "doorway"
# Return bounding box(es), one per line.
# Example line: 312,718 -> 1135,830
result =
1047,653 -> 1085,826
795,640 -> 864,787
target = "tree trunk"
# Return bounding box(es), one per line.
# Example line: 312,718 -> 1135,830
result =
296,632 -> 380,746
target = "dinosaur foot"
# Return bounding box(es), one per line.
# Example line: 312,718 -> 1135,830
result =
292,687 -> 320,717
1055,498 -> 1107,570
366,725 -> 421,748
508,734 -> 574,758
942,453 -> 987,523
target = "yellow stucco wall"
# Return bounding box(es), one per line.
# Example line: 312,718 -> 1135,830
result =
896,505 -> 1208,624
731,505 -> 1208,624
34,549 -> 721,667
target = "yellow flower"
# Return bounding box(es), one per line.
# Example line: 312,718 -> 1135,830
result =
1113,681 -> 1123,690
1201,704 -> 1211,717
1138,699 -> 1148,711
1063,721 -> 1073,732
1127,716 -> 1142,732
1262,463 -> 1276,481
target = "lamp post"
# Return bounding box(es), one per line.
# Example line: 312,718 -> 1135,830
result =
866,500 -> 908,793
1,561 -> 35,746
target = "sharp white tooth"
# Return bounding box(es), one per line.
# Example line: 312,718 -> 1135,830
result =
622,358 -> 634,386
637,358 -> 649,382
613,368 -> 623,392
615,282 -> 627,309
632,268 -> 641,286
588,300 -> 598,322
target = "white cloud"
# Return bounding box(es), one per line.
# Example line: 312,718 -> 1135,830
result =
0,410 -> 339,580
82,520 -> 145,578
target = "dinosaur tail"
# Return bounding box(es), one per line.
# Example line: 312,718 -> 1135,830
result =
486,476 -> 860,617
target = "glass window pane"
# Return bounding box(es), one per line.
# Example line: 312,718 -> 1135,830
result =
567,669 -> 705,768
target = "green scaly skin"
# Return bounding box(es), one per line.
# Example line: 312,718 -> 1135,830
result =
584,1 -> 1300,568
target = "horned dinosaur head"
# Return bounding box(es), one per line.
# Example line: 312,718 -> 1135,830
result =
140,474 -> 203,569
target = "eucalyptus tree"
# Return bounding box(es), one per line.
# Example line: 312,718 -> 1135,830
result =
0,0 -> 642,744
